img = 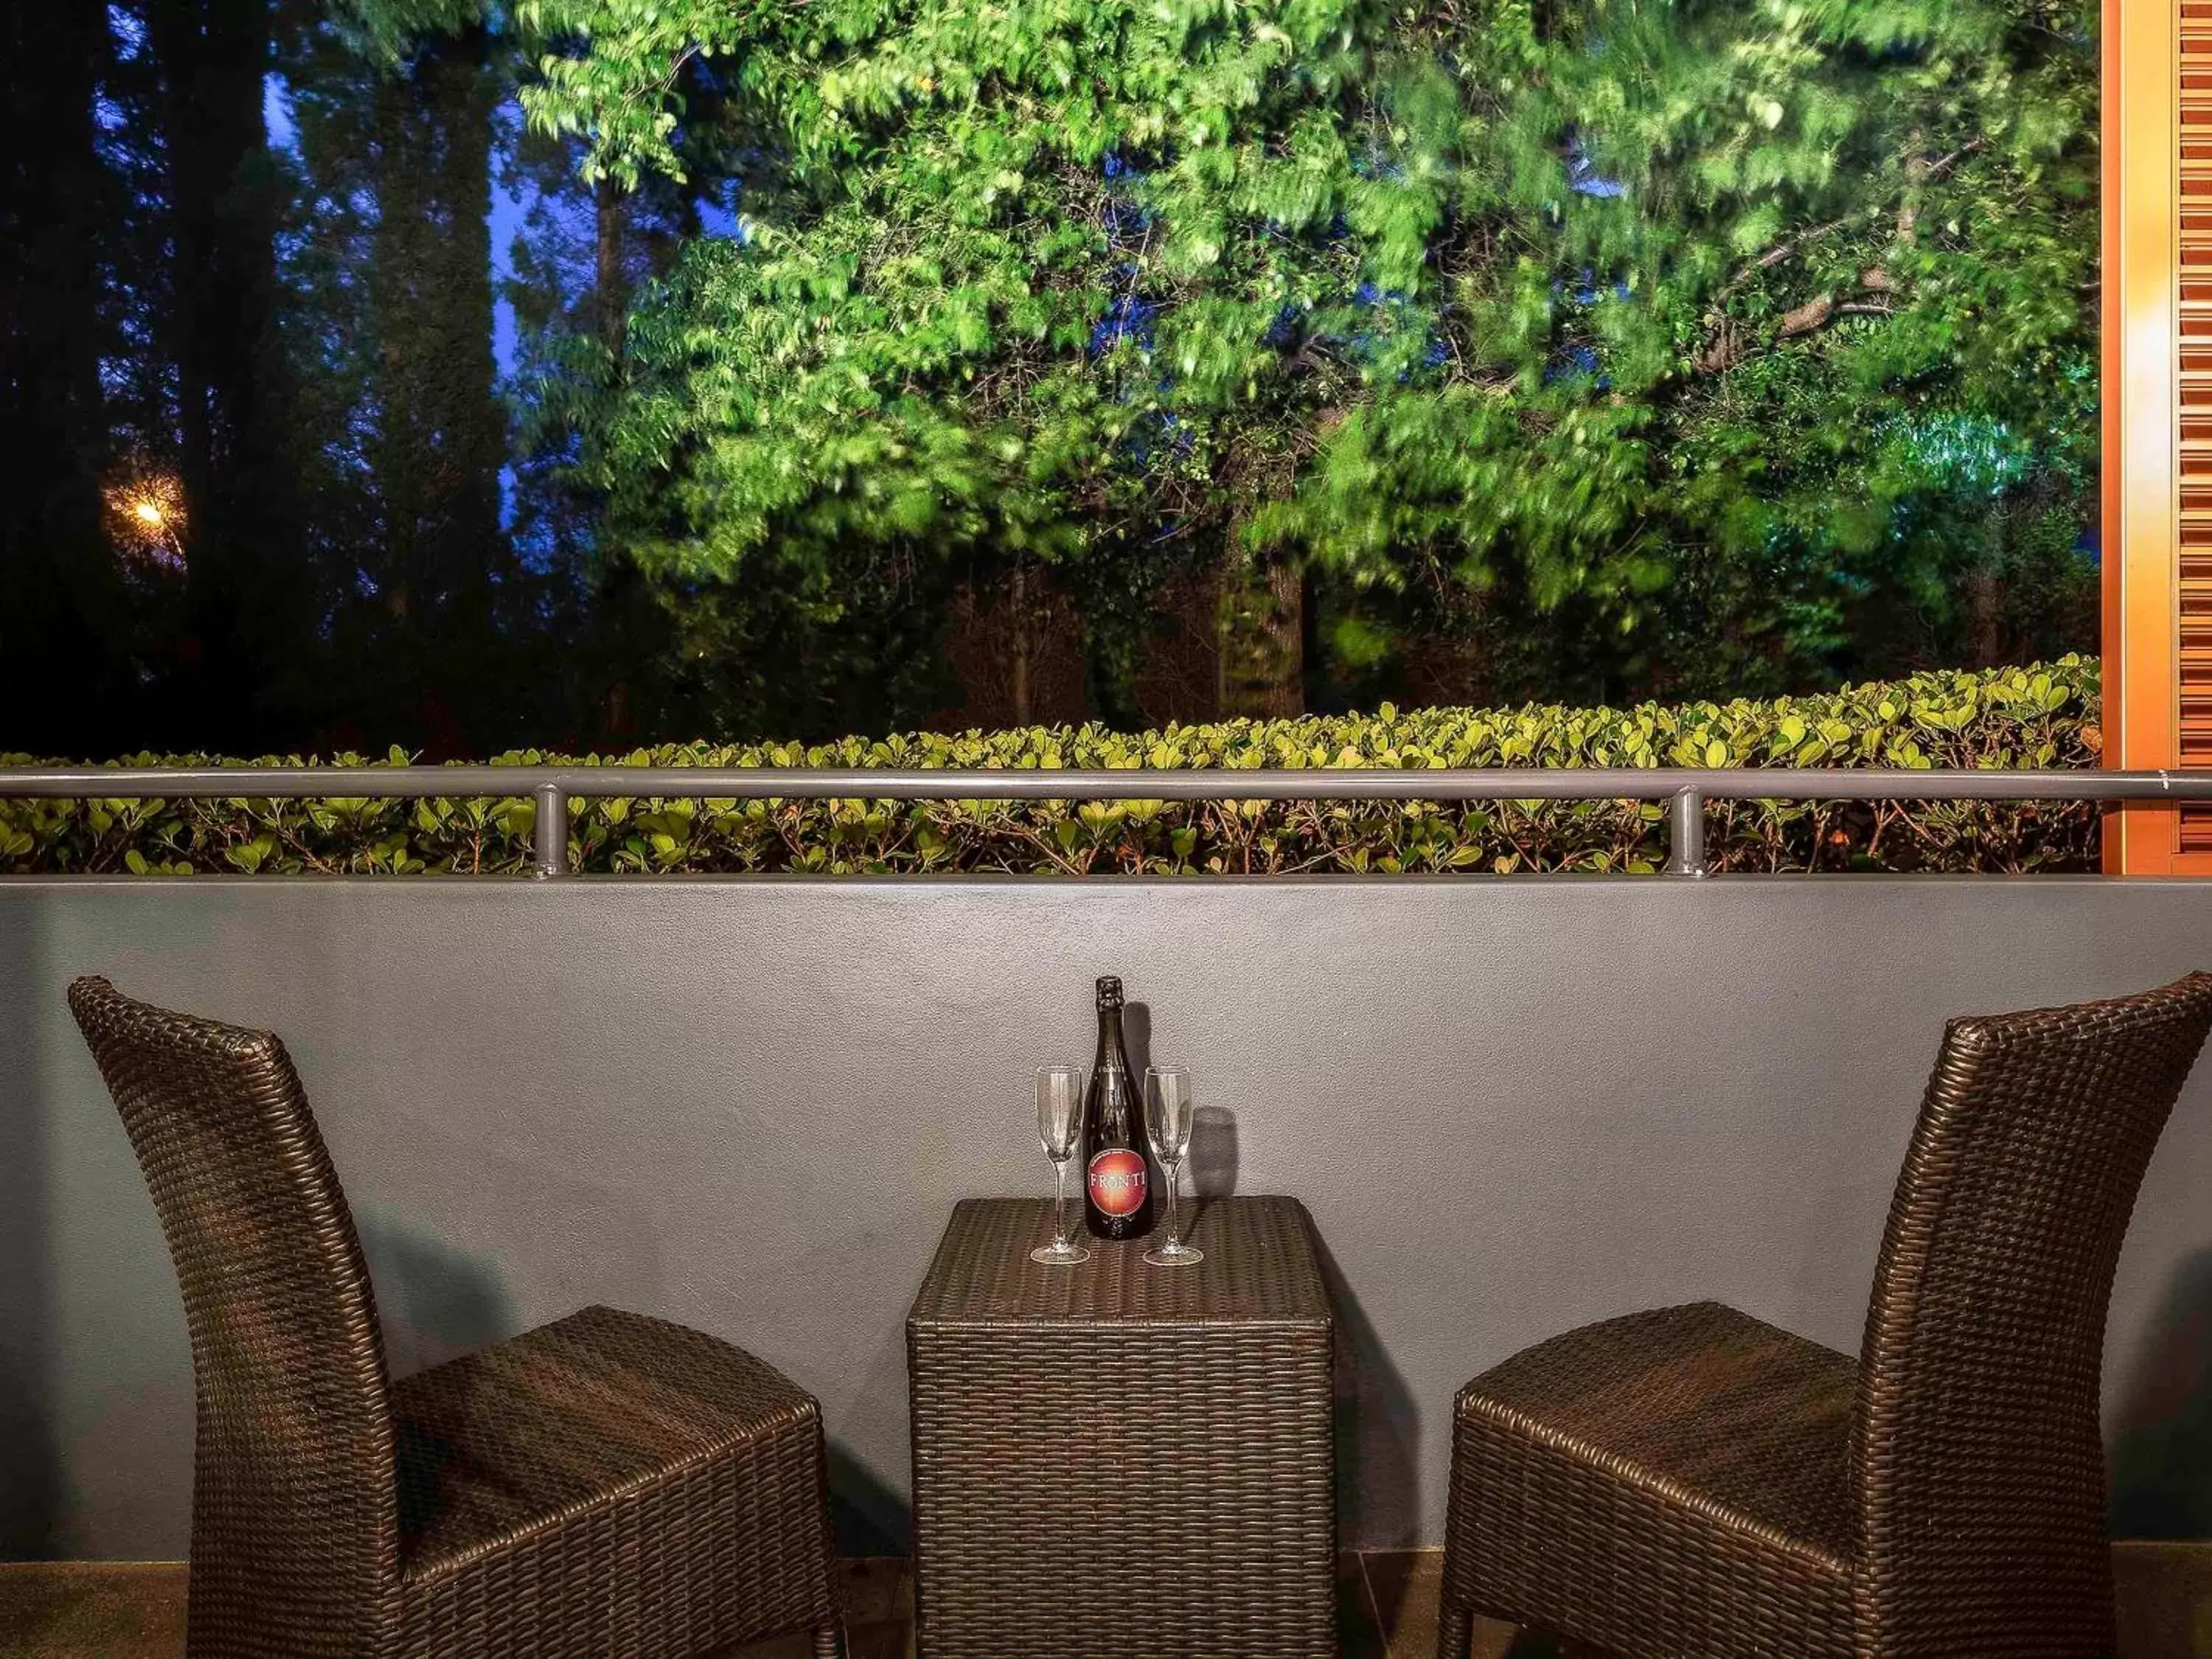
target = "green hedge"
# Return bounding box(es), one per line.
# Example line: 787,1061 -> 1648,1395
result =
1,659 -> 2101,877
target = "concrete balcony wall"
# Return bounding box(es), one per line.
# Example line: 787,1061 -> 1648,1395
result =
4,876 -> 2212,1558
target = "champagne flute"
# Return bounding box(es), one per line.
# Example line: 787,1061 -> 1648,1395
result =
1143,1066 -> 1202,1267
1032,1064 -> 1091,1265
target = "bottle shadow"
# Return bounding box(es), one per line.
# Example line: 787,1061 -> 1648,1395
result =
1121,1002 -> 1236,1231
1124,1001 -> 1155,1077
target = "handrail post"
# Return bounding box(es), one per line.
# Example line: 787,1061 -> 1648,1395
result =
1664,785 -> 1708,878
532,782 -> 568,880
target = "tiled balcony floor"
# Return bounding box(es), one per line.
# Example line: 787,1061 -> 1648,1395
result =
0,1555 -> 1478,1659
1,1548 -> 2205,1658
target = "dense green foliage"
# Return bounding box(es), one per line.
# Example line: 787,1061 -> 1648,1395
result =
3,0 -> 2101,761
1,659 -> 2101,876
345,0 -> 2100,717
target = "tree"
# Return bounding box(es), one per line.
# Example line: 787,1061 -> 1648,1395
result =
346,0 -> 2097,718
9,0 -> 615,759
356,27 -> 512,747
142,0 -> 327,750
0,0 -> 133,757
285,10 -> 560,753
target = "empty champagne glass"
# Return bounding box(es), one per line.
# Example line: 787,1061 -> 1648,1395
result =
1032,1064 -> 1091,1265
1143,1066 -> 1202,1267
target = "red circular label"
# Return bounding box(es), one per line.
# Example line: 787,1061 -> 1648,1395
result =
1087,1148 -> 1148,1217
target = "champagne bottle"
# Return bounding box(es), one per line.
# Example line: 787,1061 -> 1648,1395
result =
1081,975 -> 1155,1239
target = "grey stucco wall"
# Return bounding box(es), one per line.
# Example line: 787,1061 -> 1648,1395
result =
5,876 -> 2212,1559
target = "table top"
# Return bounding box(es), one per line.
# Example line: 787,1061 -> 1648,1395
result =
907,1195 -> 1330,1328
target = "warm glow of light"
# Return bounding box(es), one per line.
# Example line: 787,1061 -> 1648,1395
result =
103,469 -> 187,571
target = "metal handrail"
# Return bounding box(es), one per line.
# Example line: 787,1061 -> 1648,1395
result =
4,762 -> 2202,879
0,764 -> 2202,879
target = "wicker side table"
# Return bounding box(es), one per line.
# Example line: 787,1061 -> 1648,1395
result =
906,1195 -> 1336,1659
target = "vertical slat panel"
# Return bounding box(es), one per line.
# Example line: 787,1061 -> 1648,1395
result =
2105,1 -> 2188,870
2177,5 -> 2212,852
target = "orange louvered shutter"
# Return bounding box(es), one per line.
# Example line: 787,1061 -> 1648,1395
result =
2105,1 -> 2207,870
2183,4 -> 2212,853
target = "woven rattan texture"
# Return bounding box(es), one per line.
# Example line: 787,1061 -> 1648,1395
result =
908,1197 -> 1335,1659
1436,972 -> 2212,1659
394,1304 -> 838,1657
1444,1303 -> 1857,1658
68,976 -> 845,1659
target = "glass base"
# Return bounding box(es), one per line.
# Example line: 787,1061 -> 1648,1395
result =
1143,1242 -> 1203,1267
1032,1242 -> 1091,1265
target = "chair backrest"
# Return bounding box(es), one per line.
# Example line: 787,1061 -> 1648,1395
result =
69,977 -> 402,1655
1851,971 -> 2212,1657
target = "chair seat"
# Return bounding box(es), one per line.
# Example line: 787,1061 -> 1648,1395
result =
1446,1301 -> 1858,1659
1461,1300 -> 1858,1562
391,1304 -> 837,1658
394,1304 -> 824,1580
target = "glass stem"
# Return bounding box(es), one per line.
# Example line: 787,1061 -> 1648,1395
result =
1053,1160 -> 1069,1250
1165,1161 -> 1180,1248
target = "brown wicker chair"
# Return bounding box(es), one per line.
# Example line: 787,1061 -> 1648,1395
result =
69,975 -> 847,1659
1436,972 -> 2212,1659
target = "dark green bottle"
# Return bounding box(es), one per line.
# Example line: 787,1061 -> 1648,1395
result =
1080,975 -> 1155,1239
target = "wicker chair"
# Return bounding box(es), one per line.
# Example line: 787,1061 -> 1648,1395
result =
1436,972 -> 2212,1659
69,975 -> 847,1659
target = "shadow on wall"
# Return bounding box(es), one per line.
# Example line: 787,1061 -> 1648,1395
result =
2111,1242 -> 2212,1537
1129,1058 -> 1415,1545
1313,1232 -> 1422,1551
0,906 -> 57,1555
356,1211 -> 518,1378
363,1214 -> 524,1553
1124,1000 -> 1158,1103
1189,1106 -> 1237,1198
828,1444 -> 908,1559
355,1184 -> 926,1552
1119,1002 -> 1239,1199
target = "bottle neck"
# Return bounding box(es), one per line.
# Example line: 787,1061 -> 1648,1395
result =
1092,1007 -> 1125,1076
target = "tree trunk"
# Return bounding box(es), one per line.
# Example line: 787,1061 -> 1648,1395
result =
1217,553 -> 1304,719
0,0 -> 124,756
147,0 -> 307,750
595,173 -> 627,356
364,25 -> 509,752
1009,562 -> 1032,725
